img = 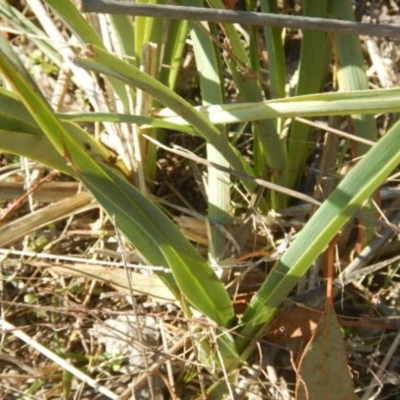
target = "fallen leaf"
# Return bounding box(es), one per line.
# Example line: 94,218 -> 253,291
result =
296,305 -> 359,400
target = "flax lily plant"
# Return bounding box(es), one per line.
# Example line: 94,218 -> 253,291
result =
1,0 -> 400,397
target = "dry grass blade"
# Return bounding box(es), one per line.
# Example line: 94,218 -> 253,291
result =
0,181 -> 81,202
0,192 -> 95,247
46,262 -> 175,303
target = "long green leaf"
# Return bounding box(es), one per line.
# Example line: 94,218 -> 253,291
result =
0,1 -> 61,66
260,0 -> 285,99
0,35 -> 234,327
73,44 -> 258,190
156,88 -> 400,125
158,18 -> 188,90
0,89 -> 42,135
44,0 -> 103,47
43,0 -> 133,111
329,0 -> 378,245
287,0 -> 330,189
209,0 -> 287,208
0,131 -> 74,176
238,117 -> 400,350
0,90 -> 195,176
329,0 -> 377,152
182,0 -> 230,260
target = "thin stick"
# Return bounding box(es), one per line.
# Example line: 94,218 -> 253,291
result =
79,0 -> 400,39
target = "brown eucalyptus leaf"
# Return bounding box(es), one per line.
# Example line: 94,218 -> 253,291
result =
296,305 -> 359,400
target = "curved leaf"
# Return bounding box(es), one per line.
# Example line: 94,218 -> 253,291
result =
0,35 -> 234,327
238,118 -> 400,349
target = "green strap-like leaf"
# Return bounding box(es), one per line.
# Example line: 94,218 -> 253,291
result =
157,88 -> 400,125
73,44 -> 257,191
287,0 -> 330,189
0,35 -> 234,327
238,117 -> 400,350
